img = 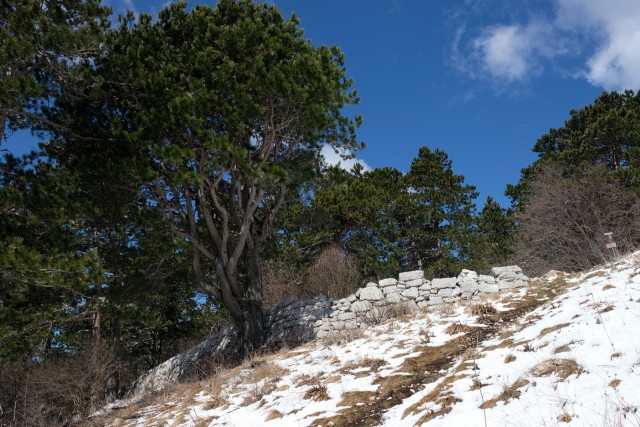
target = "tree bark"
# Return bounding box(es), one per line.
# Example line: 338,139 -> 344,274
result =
90,309 -> 104,411
106,315 -> 121,401
237,237 -> 264,356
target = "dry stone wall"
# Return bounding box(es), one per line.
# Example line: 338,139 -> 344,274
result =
131,265 -> 529,396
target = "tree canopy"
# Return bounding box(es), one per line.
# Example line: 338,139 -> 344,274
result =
47,0 -> 361,353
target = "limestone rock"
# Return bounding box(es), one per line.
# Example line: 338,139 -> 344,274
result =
419,281 -> 432,291
399,270 -> 424,282
427,296 -> 444,305
459,280 -> 479,294
359,286 -> 384,301
337,312 -> 355,321
479,283 -> 499,293
404,278 -> 424,288
378,278 -> 398,287
478,275 -> 496,284
351,300 -> 374,312
457,269 -> 478,283
431,277 -> 457,289
385,292 -> 403,304
491,265 -> 522,277
401,287 -> 419,300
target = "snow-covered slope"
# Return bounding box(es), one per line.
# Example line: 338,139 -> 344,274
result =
97,253 -> 640,427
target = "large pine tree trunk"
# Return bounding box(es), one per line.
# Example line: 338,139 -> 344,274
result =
89,309 -> 104,411
237,241 -> 264,356
106,315 -> 121,401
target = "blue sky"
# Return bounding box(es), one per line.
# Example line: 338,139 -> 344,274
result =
7,0 -> 640,207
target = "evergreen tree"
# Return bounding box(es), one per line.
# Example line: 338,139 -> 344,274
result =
403,147 -> 478,276
48,0 -> 361,354
0,0 -> 111,143
470,196 -> 513,270
507,90 -> 640,205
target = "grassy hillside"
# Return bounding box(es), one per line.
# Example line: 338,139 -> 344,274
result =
93,253 -> 640,427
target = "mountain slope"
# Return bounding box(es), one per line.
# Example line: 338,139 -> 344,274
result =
97,253 -> 640,427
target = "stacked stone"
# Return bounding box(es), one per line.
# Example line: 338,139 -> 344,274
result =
263,295 -> 332,347
491,265 -> 530,290
130,265 -> 531,397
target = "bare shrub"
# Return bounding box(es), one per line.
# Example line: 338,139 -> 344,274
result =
0,349 -> 120,427
320,328 -> 364,346
305,244 -> 360,300
514,163 -> 640,276
262,260 -> 304,308
242,381 -> 277,406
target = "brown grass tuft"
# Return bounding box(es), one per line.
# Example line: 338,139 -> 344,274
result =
294,373 -> 323,387
538,323 -> 570,338
245,361 -> 289,384
265,409 -> 284,421
320,328 -> 365,346
304,383 -> 330,401
471,304 -> 498,316
504,354 -> 516,363
599,304 -> 615,314
480,378 -> 529,409
530,359 -> 582,380
558,412 -> 572,422
446,322 -> 476,335
521,342 -> 535,352
242,382 -> 277,406
609,378 -> 621,389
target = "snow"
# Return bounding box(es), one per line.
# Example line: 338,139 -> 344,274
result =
99,252 -> 640,427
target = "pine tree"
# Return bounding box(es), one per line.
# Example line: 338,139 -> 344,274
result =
403,147 -> 478,276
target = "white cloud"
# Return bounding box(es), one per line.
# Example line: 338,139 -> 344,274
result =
455,0 -> 640,91
556,0 -> 640,90
469,20 -> 561,84
321,145 -> 371,172
474,25 -> 529,82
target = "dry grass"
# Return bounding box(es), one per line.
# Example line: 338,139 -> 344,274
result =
602,284 -> 616,290
558,412 -> 572,422
471,303 -> 498,316
304,383 -> 330,401
339,356 -> 387,375
241,381 -> 277,406
504,354 -> 516,363
538,323 -> 570,338
201,395 -> 228,411
583,270 -> 606,281
325,375 -> 341,384
609,378 -> 622,389
245,361 -> 289,384
480,378 -> 530,409
484,338 -> 515,352
599,304 -> 615,314
294,373 -> 324,387
554,344 -> 571,354
309,279 -> 571,427
530,359 -> 582,381
446,322 -> 477,335
320,327 -> 364,346
100,268 -> 581,427
265,409 -> 284,421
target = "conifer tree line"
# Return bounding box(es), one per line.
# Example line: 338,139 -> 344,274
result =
2,0 -> 640,424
